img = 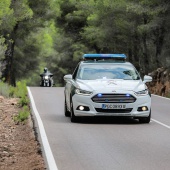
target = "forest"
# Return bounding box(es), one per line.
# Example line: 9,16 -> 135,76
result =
0,0 -> 170,86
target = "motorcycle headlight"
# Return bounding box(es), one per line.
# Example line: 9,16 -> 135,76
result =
44,76 -> 49,80
75,89 -> 93,96
135,89 -> 148,96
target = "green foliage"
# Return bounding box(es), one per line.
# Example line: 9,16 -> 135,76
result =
0,80 -> 28,98
18,94 -> 29,107
15,81 -> 29,107
12,0 -> 33,22
13,81 -> 30,122
0,80 -> 30,123
14,105 -> 30,123
14,35 -> 41,80
13,81 -> 27,98
35,20 -> 57,59
0,0 -> 11,19
0,36 -> 7,60
0,81 -> 11,97
0,0 -> 15,31
0,0 -> 170,86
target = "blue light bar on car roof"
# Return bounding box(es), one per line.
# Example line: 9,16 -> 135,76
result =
83,54 -> 127,60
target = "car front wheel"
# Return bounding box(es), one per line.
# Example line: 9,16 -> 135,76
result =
64,100 -> 70,117
139,110 -> 151,123
70,99 -> 78,123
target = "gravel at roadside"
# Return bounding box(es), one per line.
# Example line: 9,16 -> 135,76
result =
0,96 -> 46,170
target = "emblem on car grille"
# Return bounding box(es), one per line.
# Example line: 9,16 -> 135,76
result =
108,80 -> 117,85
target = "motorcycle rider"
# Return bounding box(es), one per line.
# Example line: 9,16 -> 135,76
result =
40,67 -> 54,86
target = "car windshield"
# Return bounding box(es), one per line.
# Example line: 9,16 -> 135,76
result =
76,64 -> 140,80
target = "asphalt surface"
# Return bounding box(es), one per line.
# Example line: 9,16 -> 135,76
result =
29,87 -> 170,170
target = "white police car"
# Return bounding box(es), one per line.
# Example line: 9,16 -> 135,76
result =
64,54 -> 152,123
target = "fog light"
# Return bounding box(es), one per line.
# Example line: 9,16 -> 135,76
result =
137,106 -> 148,112
79,106 -> 84,111
76,105 -> 90,111
142,106 -> 147,111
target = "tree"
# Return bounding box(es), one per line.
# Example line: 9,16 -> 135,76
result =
1,0 -> 33,86
0,0 -> 61,86
127,0 -> 170,74
1,0 -> 170,86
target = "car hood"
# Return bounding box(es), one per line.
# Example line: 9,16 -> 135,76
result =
76,79 -> 145,92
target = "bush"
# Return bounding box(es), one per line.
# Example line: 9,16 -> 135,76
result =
0,80 -> 30,123
14,105 -> 30,123
13,81 -> 30,122
18,95 -> 29,107
11,80 -> 30,107
13,81 -> 28,98
0,80 -> 28,99
0,81 -> 11,97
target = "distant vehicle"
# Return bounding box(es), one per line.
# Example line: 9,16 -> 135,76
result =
40,68 -> 53,87
64,54 -> 152,123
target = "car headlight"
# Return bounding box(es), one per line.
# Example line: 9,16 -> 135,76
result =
135,89 -> 148,96
75,89 -> 93,96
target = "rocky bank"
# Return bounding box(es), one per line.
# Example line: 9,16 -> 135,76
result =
0,96 -> 45,170
148,67 -> 170,97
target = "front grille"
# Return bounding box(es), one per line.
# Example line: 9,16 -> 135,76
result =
95,108 -> 132,113
92,94 -> 136,103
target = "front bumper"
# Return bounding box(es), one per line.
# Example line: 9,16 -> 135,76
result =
72,91 -> 151,117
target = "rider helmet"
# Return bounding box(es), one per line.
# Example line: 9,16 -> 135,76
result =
44,67 -> 48,73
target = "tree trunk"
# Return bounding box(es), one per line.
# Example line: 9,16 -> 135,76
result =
142,33 -> 149,74
133,31 -> 140,71
154,26 -> 166,68
142,14 -> 149,75
3,24 -> 18,86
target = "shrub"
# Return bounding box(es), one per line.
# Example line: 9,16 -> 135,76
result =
0,80 -> 28,98
14,81 -> 30,122
11,80 -> 30,107
18,95 -> 29,107
14,105 -> 30,123
13,81 -> 27,98
0,80 -> 30,123
0,81 -> 11,97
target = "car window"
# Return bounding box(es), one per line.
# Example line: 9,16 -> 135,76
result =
76,64 -> 140,80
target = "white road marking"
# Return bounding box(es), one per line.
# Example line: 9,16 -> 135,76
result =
151,95 -> 170,129
27,87 -> 58,170
151,118 -> 170,129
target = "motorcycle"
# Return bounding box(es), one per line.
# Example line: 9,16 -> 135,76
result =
40,73 -> 53,87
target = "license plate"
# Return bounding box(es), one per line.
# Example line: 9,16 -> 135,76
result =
102,104 -> 126,109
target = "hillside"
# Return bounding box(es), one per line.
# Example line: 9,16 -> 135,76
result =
148,67 -> 170,97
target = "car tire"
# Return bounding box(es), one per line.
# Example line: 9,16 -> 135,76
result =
70,99 -> 78,123
139,110 -> 151,123
64,100 -> 70,117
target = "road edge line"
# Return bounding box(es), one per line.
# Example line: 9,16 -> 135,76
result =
151,118 -> 170,129
27,87 -> 58,170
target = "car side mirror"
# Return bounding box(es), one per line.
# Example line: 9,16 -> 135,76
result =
64,74 -> 72,81
143,75 -> 152,83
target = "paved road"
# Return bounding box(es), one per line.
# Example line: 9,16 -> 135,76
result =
29,87 -> 170,170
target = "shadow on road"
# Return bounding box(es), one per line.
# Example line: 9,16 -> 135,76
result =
71,116 -> 140,125
49,113 -> 143,125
